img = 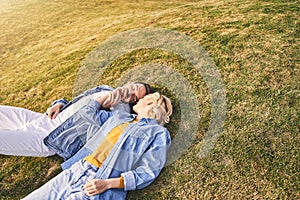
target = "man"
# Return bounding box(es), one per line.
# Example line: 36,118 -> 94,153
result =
0,82 -> 151,157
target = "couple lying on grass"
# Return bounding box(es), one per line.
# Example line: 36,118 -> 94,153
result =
0,82 -> 173,199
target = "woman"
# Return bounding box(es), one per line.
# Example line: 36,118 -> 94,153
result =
22,92 -> 173,200
0,82 -> 151,157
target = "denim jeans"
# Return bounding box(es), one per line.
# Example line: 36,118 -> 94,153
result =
22,160 -> 98,200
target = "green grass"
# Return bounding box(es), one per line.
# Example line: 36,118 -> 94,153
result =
0,0 -> 299,199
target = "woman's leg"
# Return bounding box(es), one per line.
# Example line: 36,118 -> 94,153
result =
21,165 -> 72,200
22,160 -> 97,200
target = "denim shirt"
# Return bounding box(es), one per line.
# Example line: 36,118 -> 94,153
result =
47,100 -> 171,199
49,85 -> 113,112
44,85 -> 130,159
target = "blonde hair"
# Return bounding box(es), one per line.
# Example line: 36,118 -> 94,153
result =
146,92 -> 173,126
102,82 -> 143,107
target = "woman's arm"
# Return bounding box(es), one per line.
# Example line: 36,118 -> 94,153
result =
121,128 -> 171,191
83,128 -> 171,196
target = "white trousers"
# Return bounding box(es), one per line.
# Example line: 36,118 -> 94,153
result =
0,93 -> 105,157
0,105 -> 60,157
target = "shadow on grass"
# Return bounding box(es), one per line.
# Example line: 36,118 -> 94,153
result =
0,155 -> 63,199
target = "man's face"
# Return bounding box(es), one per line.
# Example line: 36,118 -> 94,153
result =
128,85 -> 147,103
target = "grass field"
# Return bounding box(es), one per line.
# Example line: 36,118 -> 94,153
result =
0,0 -> 299,199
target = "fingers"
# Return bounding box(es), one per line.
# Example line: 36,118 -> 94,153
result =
46,108 -> 54,119
46,107 -> 59,119
84,181 -> 97,196
51,110 -> 59,119
95,93 -> 111,107
83,179 -> 108,197
48,109 -> 55,119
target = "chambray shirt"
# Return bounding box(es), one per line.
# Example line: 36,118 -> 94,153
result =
45,99 -> 171,199
49,85 -> 114,112
44,85 -> 130,160
49,84 -> 131,114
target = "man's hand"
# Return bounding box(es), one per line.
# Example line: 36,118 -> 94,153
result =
46,103 -> 63,119
95,92 -> 111,108
83,179 -> 110,196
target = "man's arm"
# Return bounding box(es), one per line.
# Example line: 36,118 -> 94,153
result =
95,92 -> 111,107
46,85 -> 114,119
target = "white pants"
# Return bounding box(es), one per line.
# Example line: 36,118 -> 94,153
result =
0,92 -> 106,157
0,105 -> 61,157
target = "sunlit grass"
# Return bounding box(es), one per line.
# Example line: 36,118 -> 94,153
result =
0,0 -> 299,199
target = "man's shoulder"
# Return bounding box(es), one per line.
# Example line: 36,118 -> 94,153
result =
95,85 -> 114,91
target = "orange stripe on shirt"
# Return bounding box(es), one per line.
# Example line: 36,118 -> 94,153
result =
84,122 -> 130,168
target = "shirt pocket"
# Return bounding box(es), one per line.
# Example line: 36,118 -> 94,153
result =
121,132 -> 150,154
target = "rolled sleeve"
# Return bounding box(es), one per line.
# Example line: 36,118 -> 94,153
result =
119,128 -> 171,191
86,98 -> 102,109
121,171 -> 136,191
50,98 -> 69,106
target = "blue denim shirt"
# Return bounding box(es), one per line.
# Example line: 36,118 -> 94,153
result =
44,85 -> 130,159
47,99 -> 171,199
49,85 -> 113,112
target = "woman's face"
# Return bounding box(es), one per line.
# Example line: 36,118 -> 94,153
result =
132,95 -> 154,115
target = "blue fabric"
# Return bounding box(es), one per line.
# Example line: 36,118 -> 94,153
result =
44,85 -> 130,160
22,160 -> 123,200
61,147 -> 92,170
44,100 -> 113,160
50,85 -> 114,112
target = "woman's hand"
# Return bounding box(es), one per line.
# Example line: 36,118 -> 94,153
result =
83,179 -> 110,196
83,177 -> 122,196
46,103 -> 63,119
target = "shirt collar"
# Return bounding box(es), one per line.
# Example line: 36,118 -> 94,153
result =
136,117 -> 159,125
114,111 -> 159,125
